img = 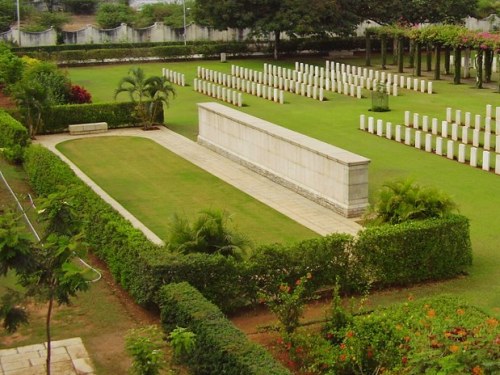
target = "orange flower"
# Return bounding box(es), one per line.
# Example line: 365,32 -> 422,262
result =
407,294 -> 414,301
279,285 -> 290,293
486,318 -> 498,327
427,309 -> 436,318
367,348 -> 373,358
340,343 -> 346,350
346,331 -> 354,338
339,354 -> 347,362
295,279 -> 302,286
456,308 -> 465,315
449,345 -> 460,353
472,366 -> 483,375
402,356 -> 408,365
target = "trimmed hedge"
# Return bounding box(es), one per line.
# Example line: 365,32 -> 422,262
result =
23,145 -> 473,314
355,216 -> 473,287
158,282 -> 291,375
41,101 -> 164,133
0,109 -> 29,148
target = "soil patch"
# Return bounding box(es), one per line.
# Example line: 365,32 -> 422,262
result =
0,89 -> 16,110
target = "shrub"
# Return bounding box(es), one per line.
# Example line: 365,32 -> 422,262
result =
0,110 -> 29,149
354,215 -> 473,287
96,3 -> 135,29
158,282 -> 291,375
41,101 -> 163,133
125,325 -> 166,375
0,44 -> 24,87
67,85 -> 92,104
62,0 -> 97,15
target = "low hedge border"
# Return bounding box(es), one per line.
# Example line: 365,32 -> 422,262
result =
158,282 -> 291,375
0,109 -> 29,148
23,145 -> 473,315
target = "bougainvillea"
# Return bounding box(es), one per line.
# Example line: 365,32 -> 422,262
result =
67,84 -> 92,104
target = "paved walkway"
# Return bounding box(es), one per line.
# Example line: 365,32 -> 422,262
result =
36,128 -> 362,241
0,337 -> 94,375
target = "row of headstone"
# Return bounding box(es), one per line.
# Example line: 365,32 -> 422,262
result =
450,55 -> 498,73
360,115 -> 500,174
161,68 -> 185,86
403,110 -> 500,152
197,67 -> 285,103
445,105 -> 500,133
193,79 -> 242,107
325,60 -> 434,95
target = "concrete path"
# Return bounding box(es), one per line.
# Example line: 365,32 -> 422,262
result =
36,127 -> 362,240
0,337 -> 94,375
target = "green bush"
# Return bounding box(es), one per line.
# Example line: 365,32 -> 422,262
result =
0,110 -> 29,148
354,215 -> 473,287
41,101 -> 163,133
158,282 -> 291,375
96,3 -> 135,29
0,44 -> 24,87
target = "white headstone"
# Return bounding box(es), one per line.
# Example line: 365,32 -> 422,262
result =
307,85 -> 312,98
473,129 -> 480,147
446,107 -> 452,122
441,121 -> 448,138
386,122 -> 392,139
405,127 -> 412,145
233,91 -> 237,106
415,131 -> 422,149
413,113 -> 420,129
475,115 -> 482,131
422,116 -> 429,132
462,127 -> 468,144
413,78 -> 419,91
458,144 -> 466,163
427,81 -> 433,94
400,76 -> 405,88
274,88 -> 279,103
377,119 -> 383,136
484,132 -> 491,150
496,154 -> 500,175
447,140 -> 454,159
405,111 -> 411,127
482,151 -> 490,171
485,117 -> 491,133
357,86 -> 362,99
496,135 -> 500,153
319,88 -> 324,101
420,80 -> 425,93
216,86 -> 221,99
486,104 -> 492,119
393,84 -> 398,96
451,123 -> 458,141
221,88 -> 226,101
368,117 -> 374,133
313,86 -> 318,100
425,134 -> 432,152
436,137 -> 443,155
465,112 -> 471,127
396,125 -> 402,142
432,118 -> 438,135
456,110 -> 462,125
407,77 -> 413,90
470,147 -> 478,167
237,93 -> 242,107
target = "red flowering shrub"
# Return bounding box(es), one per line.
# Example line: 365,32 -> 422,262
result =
67,85 -> 92,104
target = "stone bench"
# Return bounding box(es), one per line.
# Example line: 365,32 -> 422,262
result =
68,122 -> 108,135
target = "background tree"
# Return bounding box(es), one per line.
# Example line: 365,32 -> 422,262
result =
96,3 -> 135,29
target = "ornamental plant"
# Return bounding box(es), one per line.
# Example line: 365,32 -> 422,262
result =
67,85 -> 92,104
259,273 -> 313,335
125,325 -> 166,375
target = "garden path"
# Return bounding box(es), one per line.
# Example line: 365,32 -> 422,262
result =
35,127 -> 362,241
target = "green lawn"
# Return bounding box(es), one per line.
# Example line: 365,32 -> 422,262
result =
67,58 -> 500,313
57,137 -> 316,245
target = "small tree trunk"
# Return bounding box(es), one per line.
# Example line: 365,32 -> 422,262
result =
444,48 -> 451,75
426,43 -> 432,72
454,47 -> 461,84
365,33 -> 371,66
381,37 -> 387,69
484,49 -> 493,83
476,49 -> 483,89
408,39 -> 415,68
498,52 -> 500,93
46,295 -> 54,375
463,48 -> 471,78
397,37 -> 404,73
416,43 -> 422,76
392,37 -> 398,65
434,45 -> 441,80
273,30 -> 280,60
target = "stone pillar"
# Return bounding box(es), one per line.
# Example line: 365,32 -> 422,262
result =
447,140 -> 454,159
436,137 -> 443,155
458,144 -> 466,163
470,147 -> 477,167
425,134 -> 432,152
482,151 -> 490,171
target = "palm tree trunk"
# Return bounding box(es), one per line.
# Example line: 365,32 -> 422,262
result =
476,49 -> 483,89
426,43 -> 432,72
365,32 -> 371,66
397,37 -> 404,73
444,48 -> 451,75
381,37 -> 387,69
434,45 -> 441,80
416,43 -> 422,76
454,47 -> 461,85
273,30 -> 280,60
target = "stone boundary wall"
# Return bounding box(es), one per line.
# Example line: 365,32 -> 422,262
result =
197,102 -> 370,217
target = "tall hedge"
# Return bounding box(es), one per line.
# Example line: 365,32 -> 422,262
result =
41,101 -> 164,134
355,215 -> 473,287
0,109 -> 28,148
158,282 -> 291,375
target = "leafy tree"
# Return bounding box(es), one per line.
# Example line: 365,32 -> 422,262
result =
134,2 -> 195,28
96,3 -> 135,29
62,0 -> 98,15
368,179 -> 458,225
115,67 -> 175,130
476,0 -> 500,18
23,11 -> 70,32
167,209 -> 252,260
0,0 -> 17,32
0,188 -> 90,375
0,44 -> 25,88
13,80 -> 51,138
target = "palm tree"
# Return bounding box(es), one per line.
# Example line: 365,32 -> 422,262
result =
13,80 -> 51,139
167,209 -> 252,261
114,67 -> 175,130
